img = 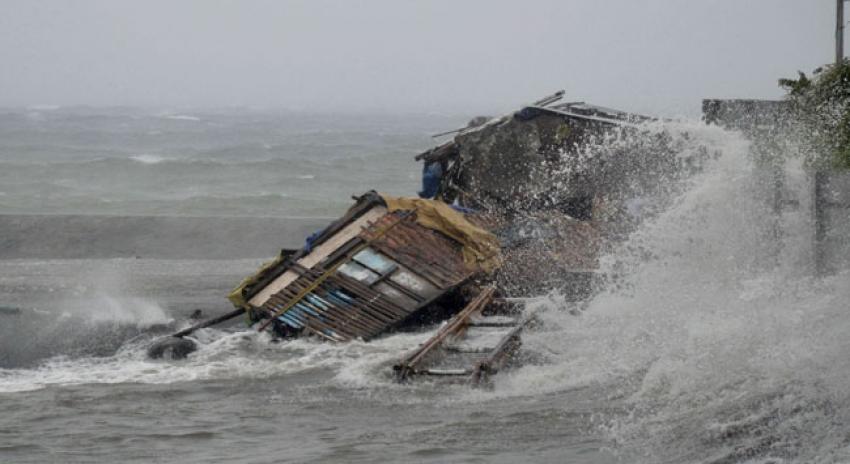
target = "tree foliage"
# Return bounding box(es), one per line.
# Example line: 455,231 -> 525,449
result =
780,61 -> 850,169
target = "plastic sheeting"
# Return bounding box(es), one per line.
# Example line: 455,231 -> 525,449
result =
227,255 -> 284,308
379,194 -> 502,273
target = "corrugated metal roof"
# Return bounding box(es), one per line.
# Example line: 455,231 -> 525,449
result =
253,210 -> 476,341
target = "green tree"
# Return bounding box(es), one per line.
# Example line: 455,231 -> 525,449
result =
780,61 -> 850,169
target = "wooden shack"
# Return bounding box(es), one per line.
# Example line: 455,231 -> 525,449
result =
415,93 -> 651,297
227,192 -> 502,341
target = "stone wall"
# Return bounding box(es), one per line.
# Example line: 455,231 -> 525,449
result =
449,112 -> 606,216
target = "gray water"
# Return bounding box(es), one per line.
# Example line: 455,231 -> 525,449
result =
1,108 -> 848,463
0,106 -> 450,216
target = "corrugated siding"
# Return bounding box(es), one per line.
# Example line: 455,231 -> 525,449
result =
255,212 -> 474,341
362,213 -> 471,289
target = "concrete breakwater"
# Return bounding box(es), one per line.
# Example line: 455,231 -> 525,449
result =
0,214 -> 329,260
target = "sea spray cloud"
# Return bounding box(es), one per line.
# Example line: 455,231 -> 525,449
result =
494,121 -> 850,462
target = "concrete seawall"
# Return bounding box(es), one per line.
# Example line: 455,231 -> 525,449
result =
0,214 -> 330,260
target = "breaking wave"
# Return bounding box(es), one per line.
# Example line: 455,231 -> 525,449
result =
2,116 -> 848,462
0,255 -> 433,392
492,122 -> 850,462
0,326 -> 433,394
129,154 -> 170,164
0,155 -> 417,216
160,114 -> 201,122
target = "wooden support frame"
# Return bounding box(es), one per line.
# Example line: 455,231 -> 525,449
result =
394,287 -> 496,381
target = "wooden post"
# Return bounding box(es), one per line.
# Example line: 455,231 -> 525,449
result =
839,0 -> 845,64
171,307 -> 246,338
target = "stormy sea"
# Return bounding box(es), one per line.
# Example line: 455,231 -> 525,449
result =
1,107 -> 848,464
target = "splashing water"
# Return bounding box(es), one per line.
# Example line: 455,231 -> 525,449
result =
0,326 -> 437,394
2,117 -> 849,462
495,121 -> 850,462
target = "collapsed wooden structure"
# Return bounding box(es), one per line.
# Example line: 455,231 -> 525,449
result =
219,91 -> 648,382
414,92 -> 645,298
224,190 -> 532,383
393,287 -> 536,385
228,192 -> 502,343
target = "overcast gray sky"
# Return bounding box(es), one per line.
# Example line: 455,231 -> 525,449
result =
0,1 -> 838,116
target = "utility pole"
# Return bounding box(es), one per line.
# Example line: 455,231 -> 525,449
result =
815,1 -> 846,275
838,0 -> 845,64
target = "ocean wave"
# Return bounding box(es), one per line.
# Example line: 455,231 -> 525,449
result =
480,122 -> 850,462
160,114 -> 201,122
0,328 -> 432,394
129,154 -> 170,164
0,155 -> 368,169
173,192 -> 290,202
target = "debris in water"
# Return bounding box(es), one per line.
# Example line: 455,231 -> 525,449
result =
170,91 -> 664,383
146,336 -> 197,359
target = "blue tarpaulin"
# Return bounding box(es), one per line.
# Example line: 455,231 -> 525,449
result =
418,161 -> 443,199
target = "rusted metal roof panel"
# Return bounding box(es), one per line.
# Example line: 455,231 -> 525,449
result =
363,212 -> 471,288
253,210 -> 476,341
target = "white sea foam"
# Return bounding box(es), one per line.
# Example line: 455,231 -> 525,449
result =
129,154 -> 169,164
0,328 -> 434,394
0,254 -> 433,393
162,114 -> 201,122
3,115 -> 847,460
0,330 -> 269,393
483,121 -> 850,462
84,295 -> 172,328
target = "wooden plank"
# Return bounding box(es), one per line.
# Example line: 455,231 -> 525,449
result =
394,287 -> 495,380
248,207 -> 387,307
470,313 -> 536,385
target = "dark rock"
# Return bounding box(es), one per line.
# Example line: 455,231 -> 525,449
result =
146,337 -> 198,360
0,306 -> 21,316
